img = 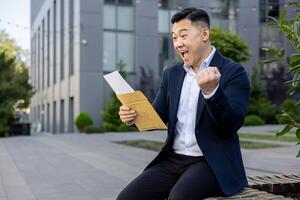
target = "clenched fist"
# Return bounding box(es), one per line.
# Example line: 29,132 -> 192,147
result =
119,105 -> 137,124
197,67 -> 221,95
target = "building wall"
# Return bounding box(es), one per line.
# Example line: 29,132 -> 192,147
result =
31,0 -> 83,133
30,0 -> 291,133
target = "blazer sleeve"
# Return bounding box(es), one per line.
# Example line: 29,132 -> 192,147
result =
204,64 -> 250,137
152,69 -> 169,124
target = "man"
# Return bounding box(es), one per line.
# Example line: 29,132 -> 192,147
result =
117,7 -> 250,200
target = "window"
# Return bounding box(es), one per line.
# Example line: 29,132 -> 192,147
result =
268,0 -> 279,19
69,0 -> 74,75
259,0 -> 268,23
53,101 -> 56,133
158,10 -> 169,33
37,27 -> 40,91
60,99 -> 64,133
42,19 -> 45,90
47,10 -> 50,87
68,97 -> 74,132
60,0 -> 64,80
117,33 -> 134,72
103,5 -> 116,29
103,32 -> 116,71
117,6 -> 133,31
103,1 -> 134,72
47,103 -> 50,132
157,1 -> 181,72
53,0 -> 57,84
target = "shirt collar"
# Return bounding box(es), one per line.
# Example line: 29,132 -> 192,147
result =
183,46 -> 216,74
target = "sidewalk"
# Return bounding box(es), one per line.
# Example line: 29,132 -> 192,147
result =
0,126 -> 298,200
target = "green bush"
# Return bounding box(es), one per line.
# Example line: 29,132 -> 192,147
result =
84,125 -> 104,134
101,60 -> 138,132
211,28 -> 250,63
248,98 -> 278,124
247,66 -> 278,124
117,123 -> 138,132
75,112 -> 93,132
244,115 -> 265,126
102,93 -> 122,131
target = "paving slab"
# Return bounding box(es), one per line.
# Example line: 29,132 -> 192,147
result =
0,127 -> 298,200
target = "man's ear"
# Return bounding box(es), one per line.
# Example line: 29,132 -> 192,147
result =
201,27 -> 210,42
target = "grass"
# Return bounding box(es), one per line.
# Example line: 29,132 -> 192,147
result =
114,139 -> 283,152
239,133 -> 299,142
269,130 -> 295,135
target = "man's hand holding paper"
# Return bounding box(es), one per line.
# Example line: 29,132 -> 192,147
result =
103,70 -> 167,131
119,105 -> 137,125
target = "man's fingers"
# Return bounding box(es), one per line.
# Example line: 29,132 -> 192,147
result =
120,113 -> 137,118
119,110 -> 136,116
118,105 -> 138,123
119,105 -> 130,111
120,114 -> 137,123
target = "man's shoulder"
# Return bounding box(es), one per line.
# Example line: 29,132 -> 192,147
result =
219,53 -> 246,73
163,62 -> 183,74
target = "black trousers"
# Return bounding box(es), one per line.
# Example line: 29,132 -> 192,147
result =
117,151 -> 224,200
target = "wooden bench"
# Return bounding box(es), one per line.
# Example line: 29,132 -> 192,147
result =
248,173 -> 300,195
204,187 -> 293,199
204,173 -> 300,200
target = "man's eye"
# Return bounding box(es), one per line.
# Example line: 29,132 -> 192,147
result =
181,35 -> 187,38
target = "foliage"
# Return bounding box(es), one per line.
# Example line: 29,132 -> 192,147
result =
75,112 -> 93,132
101,60 -> 138,132
0,51 -> 34,136
210,28 -> 250,63
277,99 -> 300,124
0,30 -> 34,137
244,115 -> 265,126
247,66 -> 278,123
84,125 -> 104,134
257,2 -> 300,156
0,30 -> 28,64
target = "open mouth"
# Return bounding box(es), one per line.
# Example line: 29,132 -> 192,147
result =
180,51 -> 189,58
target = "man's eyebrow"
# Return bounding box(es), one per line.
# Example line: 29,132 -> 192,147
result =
172,28 -> 188,34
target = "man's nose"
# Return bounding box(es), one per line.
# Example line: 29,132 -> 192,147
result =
174,39 -> 184,49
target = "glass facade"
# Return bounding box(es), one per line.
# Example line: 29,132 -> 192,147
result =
158,0 -> 182,72
259,0 -> 281,59
103,0 -> 134,72
210,0 -> 238,33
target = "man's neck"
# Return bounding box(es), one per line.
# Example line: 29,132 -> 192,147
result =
191,45 -> 213,73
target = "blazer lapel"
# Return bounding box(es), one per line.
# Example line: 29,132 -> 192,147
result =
195,49 -> 224,125
170,64 -> 186,126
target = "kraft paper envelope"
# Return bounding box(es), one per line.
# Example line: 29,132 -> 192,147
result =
117,91 -> 167,131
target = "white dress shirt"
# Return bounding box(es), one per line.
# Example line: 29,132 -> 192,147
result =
173,46 -> 218,156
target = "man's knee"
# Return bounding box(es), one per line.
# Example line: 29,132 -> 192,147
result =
116,188 -> 131,200
116,184 -> 142,200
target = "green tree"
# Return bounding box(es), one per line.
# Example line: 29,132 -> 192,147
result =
101,60 -> 137,132
210,28 -> 250,63
258,2 -> 300,156
0,30 -> 34,136
0,51 -> 33,136
247,66 -> 278,124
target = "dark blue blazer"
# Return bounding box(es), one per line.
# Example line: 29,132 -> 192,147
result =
147,49 -> 251,196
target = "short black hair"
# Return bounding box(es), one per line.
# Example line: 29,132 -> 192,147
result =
171,7 -> 210,28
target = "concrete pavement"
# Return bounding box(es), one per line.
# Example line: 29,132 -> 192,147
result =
0,126 -> 299,200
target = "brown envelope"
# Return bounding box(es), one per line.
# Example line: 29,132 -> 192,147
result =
117,91 -> 168,131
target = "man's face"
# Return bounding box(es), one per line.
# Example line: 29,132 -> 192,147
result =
172,19 -> 209,67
